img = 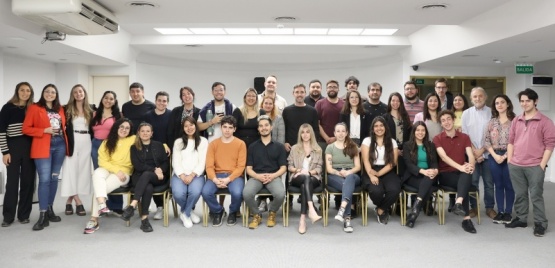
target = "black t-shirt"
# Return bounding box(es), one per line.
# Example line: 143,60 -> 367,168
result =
122,100 -> 155,133
247,139 -> 287,174
282,105 -> 319,146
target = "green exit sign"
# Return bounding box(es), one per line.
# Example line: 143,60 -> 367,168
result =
414,79 -> 425,85
516,66 -> 534,74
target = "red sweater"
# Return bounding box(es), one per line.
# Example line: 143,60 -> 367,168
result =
22,104 -> 69,158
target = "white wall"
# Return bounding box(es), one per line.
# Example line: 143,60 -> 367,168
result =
2,54 -> 57,103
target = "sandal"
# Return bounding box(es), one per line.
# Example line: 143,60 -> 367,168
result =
65,204 -> 74,215
76,205 -> 86,216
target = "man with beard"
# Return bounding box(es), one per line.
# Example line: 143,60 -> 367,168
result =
243,116 -> 287,229
198,82 -> 236,142
341,76 -> 368,103
258,75 -> 287,114
315,80 -> 345,147
283,84 -> 319,152
363,82 -> 388,125
435,78 -> 453,110
304,79 -> 324,107
403,81 -> 424,122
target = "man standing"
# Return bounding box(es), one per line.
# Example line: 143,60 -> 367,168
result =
435,78 -> 453,111
304,79 -> 324,107
461,87 -> 494,219
363,82 -> 388,125
258,75 -> 287,114
282,84 -> 319,152
403,81 -> 424,122
122,82 -> 155,134
198,82 -> 236,142
341,76 -> 368,103
434,110 -> 477,234
201,116 -> 246,226
243,116 -> 287,229
506,88 -> 555,237
315,80 -> 345,147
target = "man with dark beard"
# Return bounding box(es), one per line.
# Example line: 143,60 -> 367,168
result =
304,79 -> 324,107
315,80 -> 345,147
403,81 -> 424,122
363,82 -> 388,126
341,76 -> 368,103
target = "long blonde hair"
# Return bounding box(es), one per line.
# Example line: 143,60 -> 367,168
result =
65,84 -> 93,124
294,124 -> 321,154
239,88 -> 260,124
134,123 -> 153,151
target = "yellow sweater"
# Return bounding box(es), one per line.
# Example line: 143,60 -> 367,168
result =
98,135 -> 135,175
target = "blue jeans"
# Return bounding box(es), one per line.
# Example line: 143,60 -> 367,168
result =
201,173 -> 244,214
488,153 -> 514,214
91,138 -> 103,170
171,174 -> 204,217
34,136 -> 66,211
470,160 -> 494,209
327,173 -> 361,216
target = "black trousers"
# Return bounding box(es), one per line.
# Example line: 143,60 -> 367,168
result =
405,174 -> 437,202
365,168 -> 401,211
290,175 -> 320,214
438,171 -> 472,216
132,171 -> 166,216
2,137 -> 36,222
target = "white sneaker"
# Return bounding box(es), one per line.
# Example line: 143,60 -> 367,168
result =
180,213 -> 193,228
153,207 -> 163,220
190,211 -> 201,224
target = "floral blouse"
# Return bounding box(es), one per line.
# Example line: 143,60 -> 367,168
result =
483,117 -> 512,151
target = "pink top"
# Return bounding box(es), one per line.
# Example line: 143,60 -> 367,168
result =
509,111 -> 555,166
92,116 -> 116,140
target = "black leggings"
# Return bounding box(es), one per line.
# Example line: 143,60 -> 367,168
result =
289,175 -> 320,215
438,171 -> 472,216
132,171 -> 166,216
405,174 -> 437,202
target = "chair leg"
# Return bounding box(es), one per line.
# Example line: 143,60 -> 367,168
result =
163,192 -> 169,227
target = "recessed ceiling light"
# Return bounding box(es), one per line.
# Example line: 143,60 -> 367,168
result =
328,28 -> 363,35
462,54 -> 479,57
154,28 -> 192,35
126,1 -> 159,8
294,28 -> 328,35
421,4 -> 448,10
189,28 -> 226,35
360,29 -> 398,35
36,53 -> 46,56
493,59 -> 502,63
184,44 -> 202,48
259,28 -> 293,35
224,28 -> 259,35
59,59 -> 67,61
274,16 -> 297,22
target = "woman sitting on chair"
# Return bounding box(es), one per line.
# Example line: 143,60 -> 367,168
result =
402,121 -> 439,228
121,123 -> 169,232
361,116 -> 400,225
326,123 -> 361,233
84,118 -> 135,234
287,124 -> 323,234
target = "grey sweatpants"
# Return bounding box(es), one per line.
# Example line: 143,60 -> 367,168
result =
508,164 -> 547,228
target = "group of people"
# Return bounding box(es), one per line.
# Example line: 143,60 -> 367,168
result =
1,76 -> 553,237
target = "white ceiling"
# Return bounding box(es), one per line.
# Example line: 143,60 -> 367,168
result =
1,0 -> 555,67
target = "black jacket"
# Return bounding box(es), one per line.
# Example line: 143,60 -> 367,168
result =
401,142 -> 438,183
167,105 -> 200,149
130,140 -> 169,185
340,110 -> 371,142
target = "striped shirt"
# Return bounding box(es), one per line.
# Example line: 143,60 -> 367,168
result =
0,103 -> 27,154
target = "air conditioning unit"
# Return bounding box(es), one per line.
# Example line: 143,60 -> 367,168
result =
531,75 -> 553,87
12,0 -> 119,35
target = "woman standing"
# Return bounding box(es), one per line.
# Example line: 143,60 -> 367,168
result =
384,92 -> 411,175
413,93 -> 442,141
261,96 -> 285,144
90,91 -> 121,169
23,84 -> 68,231
1,82 -> 35,227
451,93 -> 469,132
167,86 -> 200,149
402,121 -> 439,228
84,118 -> 134,234
171,117 -> 208,228
233,88 -> 266,148
484,94 -> 515,224
326,123 -> 361,233
340,90 -> 369,146
61,84 -> 93,216
287,124 -> 323,234
121,123 -> 169,232
361,116 -> 400,225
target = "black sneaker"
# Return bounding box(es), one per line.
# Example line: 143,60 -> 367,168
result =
492,212 -> 504,224
505,217 -> 527,228
140,218 -> 153,232
501,213 -> 512,224
212,211 -> 226,227
227,212 -> 237,226
378,211 -> 389,225
451,203 -> 465,216
462,219 -> 477,233
121,205 -> 135,221
533,222 -> 546,237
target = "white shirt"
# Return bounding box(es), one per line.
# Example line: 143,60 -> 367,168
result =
197,103 -> 237,142
461,105 -> 492,158
349,113 -> 361,139
172,137 -> 209,177
361,137 -> 398,165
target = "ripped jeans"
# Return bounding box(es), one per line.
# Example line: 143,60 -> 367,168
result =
34,136 -> 66,211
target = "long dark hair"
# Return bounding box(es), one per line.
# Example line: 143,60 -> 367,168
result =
92,91 -> 121,126
491,94 -> 516,121
368,116 -> 395,166
423,92 -> 441,121
8,82 -> 34,109
407,121 -> 437,164
180,116 -> 201,151
450,93 -> 469,112
386,92 -> 411,130
37,84 -> 61,112
334,123 -> 358,159
341,90 -> 364,115
105,118 -> 133,156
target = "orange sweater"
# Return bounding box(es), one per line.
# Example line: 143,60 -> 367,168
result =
22,104 -> 69,159
205,138 -> 246,181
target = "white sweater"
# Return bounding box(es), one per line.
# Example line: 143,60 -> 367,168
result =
172,137 -> 208,177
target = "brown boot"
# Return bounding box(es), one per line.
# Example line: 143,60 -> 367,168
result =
249,214 -> 262,229
267,211 -> 277,227
486,208 -> 497,219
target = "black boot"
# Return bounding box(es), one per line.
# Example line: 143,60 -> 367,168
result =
448,195 -> 456,212
407,199 -> 423,228
47,206 -> 62,222
33,212 -> 50,231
